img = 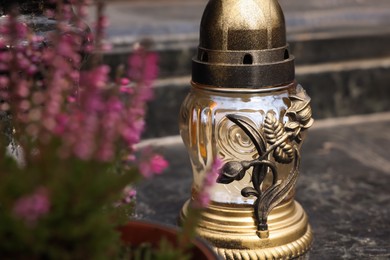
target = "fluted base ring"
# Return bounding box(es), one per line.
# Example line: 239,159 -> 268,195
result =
180,199 -> 312,259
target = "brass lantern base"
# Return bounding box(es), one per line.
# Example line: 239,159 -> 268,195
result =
180,199 -> 312,259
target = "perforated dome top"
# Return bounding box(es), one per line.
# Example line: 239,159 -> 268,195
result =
192,0 -> 295,89
199,0 -> 286,51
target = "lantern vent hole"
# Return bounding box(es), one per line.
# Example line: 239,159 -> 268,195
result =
201,51 -> 208,62
243,54 -> 253,64
284,49 -> 289,59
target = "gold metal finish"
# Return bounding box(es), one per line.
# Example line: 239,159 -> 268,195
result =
180,1 -> 314,259
199,0 -> 286,50
180,82 -> 313,259
193,0 -> 294,88
180,199 -> 312,259
192,81 -> 294,93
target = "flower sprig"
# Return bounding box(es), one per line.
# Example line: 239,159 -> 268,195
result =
0,0 -> 166,174
0,1 -> 168,258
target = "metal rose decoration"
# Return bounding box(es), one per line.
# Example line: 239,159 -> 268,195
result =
217,161 -> 251,184
217,87 -> 314,238
285,88 -> 314,143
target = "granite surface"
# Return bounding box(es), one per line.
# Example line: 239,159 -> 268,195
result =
102,0 -> 390,79
143,65 -> 390,138
136,113 -> 390,259
95,0 -> 390,139
103,0 -> 390,43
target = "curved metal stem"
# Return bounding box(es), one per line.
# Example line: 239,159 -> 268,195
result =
250,160 -> 278,185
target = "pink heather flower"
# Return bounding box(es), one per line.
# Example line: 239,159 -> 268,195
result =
16,80 -> 29,98
150,154 -> 169,174
139,160 -> 153,179
54,114 -> 69,135
119,85 -> 133,94
196,195 -> 211,210
80,65 -> 110,89
67,95 -> 76,103
120,78 -> 130,86
203,158 -> 223,187
122,119 -> 145,147
0,51 -> 11,63
143,53 -> 159,85
122,186 -> 137,204
96,144 -> 114,162
83,32 -> 95,53
62,4 -> 74,21
119,78 -> 132,94
12,187 -> 51,227
96,96 -> 123,161
193,157 -> 223,208
44,9 -> 55,19
1,0 -> 161,168
98,16 -> 110,29
125,154 -> 136,163
127,49 -> 158,102
113,186 -> 137,208
15,22 -> 28,38
0,76 -> 9,104
139,152 -> 169,179
78,5 -> 88,18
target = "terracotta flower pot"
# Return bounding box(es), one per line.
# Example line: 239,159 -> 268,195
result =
118,220 -> 220,260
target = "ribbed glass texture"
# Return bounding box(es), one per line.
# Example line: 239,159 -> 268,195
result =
179,83 -> 306,204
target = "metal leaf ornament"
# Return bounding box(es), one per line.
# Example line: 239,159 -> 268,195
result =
216,87 -> 314,238
264,112 -> 294,164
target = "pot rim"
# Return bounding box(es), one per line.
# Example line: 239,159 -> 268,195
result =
118,219 -> 220,260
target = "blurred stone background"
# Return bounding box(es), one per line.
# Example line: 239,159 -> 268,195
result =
99,0 -> 390,139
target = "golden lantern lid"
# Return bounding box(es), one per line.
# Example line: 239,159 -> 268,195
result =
192,0 -> 295,89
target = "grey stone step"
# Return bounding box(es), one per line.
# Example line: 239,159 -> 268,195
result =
101,0 -> 390,78
104,0 -> 390,41
142,57 -> 390,139
104,31 -> 390,79
95,0 -> 390,139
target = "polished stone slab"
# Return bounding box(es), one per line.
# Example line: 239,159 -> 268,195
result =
136,112 -> 390,259
142,61 -> 390,139
104,0 -> 390,43
102,0 -> 390,78
97,1 -> 390,140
